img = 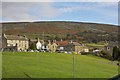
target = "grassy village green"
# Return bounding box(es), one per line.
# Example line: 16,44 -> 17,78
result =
2,52 -> 118,78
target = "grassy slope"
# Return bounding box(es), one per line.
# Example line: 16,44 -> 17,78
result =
87,43 -> 105,47
2,52 -> 118,78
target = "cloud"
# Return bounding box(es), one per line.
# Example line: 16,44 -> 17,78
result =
95,2 -> 118,8
1,0 -> 54,2
39,2 -> 59,18
2,2 -> 37,22
59,6 -> 81,13
1,0 -> 119,2
58,2 -> 117,16
1,2 -> 118,22
2,2 -> 58,22
0,2 -> 2,17
89,2 -> 118,18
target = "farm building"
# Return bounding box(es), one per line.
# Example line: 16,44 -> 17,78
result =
56,40 -> 69,51
64,41 -> 89,53
2,34 -> 29,51
56,40 -> 89,53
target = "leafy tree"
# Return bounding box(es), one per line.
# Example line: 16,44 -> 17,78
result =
54,35 -> 60,40
29,43 -> 36,50
100,51 -> 112,60
112,46 -> 119,61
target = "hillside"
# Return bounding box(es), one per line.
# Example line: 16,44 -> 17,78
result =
2,21 -> 118,35
1,21 -> 119,42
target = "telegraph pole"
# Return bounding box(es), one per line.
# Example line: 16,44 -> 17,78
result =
73,51 -> 75,78
71,40 -> 75,79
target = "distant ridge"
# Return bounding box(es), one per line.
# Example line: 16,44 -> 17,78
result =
1,21 -> 119,35
1,21 -> 118,26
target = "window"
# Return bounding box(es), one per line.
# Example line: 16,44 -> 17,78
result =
7,44 -> 10,46
25,45 -> 26,48
107,47 -> 110,50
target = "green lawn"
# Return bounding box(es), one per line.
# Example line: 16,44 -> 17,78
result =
2,52 -> 118,78
87,43 -> 105,47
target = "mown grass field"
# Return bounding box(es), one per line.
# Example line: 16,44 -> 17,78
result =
2,52 -> 118,78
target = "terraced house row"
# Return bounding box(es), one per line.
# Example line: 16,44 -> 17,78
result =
1,34 -> 118,54
1,34 -> 90,53
2,34 -> 29,51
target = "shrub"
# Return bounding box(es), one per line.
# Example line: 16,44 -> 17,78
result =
81,52 -> 90,55
29,43 -> 36,50
99,51 -> 112,60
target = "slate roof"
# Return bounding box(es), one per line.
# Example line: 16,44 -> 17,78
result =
72,42 -> 81,46
56,41 -> 82,46
4,34 -> 28,40
106,41 -> 118,47
56,41 -> 68,45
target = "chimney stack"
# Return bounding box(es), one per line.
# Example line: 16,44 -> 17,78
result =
38,38 -> 40,42
53,40 -> 56,43
70,40 -> 73,43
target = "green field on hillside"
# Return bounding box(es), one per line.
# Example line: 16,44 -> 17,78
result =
87,43 -> 105,47
2,52 -> 118,78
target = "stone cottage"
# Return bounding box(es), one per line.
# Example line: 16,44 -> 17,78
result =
2,34 -> 29,51
104,41 -> 119,54
64,41 -> 89,53
47,40 -> 57,52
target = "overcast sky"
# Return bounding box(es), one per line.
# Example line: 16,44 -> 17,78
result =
1,1 -> 118,25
